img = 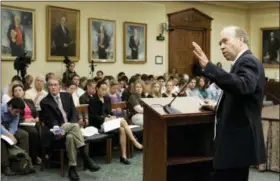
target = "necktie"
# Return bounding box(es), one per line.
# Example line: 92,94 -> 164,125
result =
55,96 -> 68,123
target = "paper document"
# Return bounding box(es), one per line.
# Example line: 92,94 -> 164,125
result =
19,122 -> 36,127
129,125 -> 140,129
80,126 -> 99,137
1,135 -> 16,146
102,118 -> 122,133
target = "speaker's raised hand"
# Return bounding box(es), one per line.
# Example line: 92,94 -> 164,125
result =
192,42 -> 209,68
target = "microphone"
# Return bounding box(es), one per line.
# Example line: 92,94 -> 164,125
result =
163,83 -> 189,114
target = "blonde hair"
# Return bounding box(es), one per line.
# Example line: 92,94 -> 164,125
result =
150,81 -> 162,98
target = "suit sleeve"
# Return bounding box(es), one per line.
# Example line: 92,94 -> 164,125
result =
69,94 -> 78,123
40,101 -> 57,128
203,59 -> 259,95
88,99 -> 104,128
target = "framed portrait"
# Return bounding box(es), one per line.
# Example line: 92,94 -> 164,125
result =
1,5 -> 36,61
155,55 -> 163,65
46,6 -> 80,61
123,22 -> 147,64
260,27 -> 280,68
88,18 -> 116,63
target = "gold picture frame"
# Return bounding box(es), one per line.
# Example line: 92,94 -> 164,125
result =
88,18 -> 116,63
260,27 -> 280,68
46,5 -> 80,62
1,5 -> 36,61
123,21 -> 147,64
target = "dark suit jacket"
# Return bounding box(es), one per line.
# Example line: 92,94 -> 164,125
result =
203,50 -> 266,169
79,92 -> 93,105
20,99 -> 38,122
88,95 -> 113,130
40,92 -> 77,129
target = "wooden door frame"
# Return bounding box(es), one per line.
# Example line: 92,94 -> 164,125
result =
168,8 -> 213,74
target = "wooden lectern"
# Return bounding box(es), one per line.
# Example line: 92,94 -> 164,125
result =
141,97 -> 215,181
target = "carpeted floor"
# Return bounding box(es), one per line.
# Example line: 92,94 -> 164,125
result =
1,152 -> 278,181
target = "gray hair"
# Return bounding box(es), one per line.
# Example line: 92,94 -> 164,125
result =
35,75 -> 46,83
223,26 -> 249,46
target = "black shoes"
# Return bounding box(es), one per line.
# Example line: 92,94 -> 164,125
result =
120,157 -> 131,165
84,157 -> 100,172
68,167 -> 79,181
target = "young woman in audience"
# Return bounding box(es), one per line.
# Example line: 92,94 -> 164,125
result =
196,77 -> 209,99
122,75 -> 137,102
147,81 -> 162,98
89,81 -> 143,165
24,74 -> 34,90
65,81 -> 80,106
108,80 -> 122,117
177,79 -> 188,97
2,80 -> 23,103
157,76 -> 166,93
186,77 -> 199,97
128,80 -> 146,126
2,75 -> 22,97
12,84 -> 42,165
162,79 -> 176,97
79,76 -> 88,90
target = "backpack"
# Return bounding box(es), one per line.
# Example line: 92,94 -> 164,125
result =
8,145 -> 36,175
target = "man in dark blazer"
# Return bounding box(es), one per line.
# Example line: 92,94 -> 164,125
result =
52,16 -> 74,56
192,26 -> 266,181
40,78 -> 100,181
79,79 -> 96,105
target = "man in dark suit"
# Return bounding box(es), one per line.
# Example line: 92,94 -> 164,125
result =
40,77 -> 100,181
52,16 -> 74,56
129,28 -> 140,59
192,26 -> 266,181
79,80 -> 96,105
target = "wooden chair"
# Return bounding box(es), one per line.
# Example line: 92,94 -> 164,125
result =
76,104 -> 112,164
111,102 -> 143,158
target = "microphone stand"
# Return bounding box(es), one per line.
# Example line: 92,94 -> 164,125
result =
163,83 -> 189,114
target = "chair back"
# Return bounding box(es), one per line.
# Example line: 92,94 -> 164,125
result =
76,104 -> 89,120
111,102 -> 132,124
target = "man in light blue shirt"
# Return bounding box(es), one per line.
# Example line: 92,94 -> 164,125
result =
1,97 -> 29,176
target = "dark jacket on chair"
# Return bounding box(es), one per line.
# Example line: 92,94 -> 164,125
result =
202,50 -> 266,169
88,95 -> 113,130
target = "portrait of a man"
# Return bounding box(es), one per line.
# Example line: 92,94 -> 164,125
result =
261,28 -> 280,66
47,6 -> 80,61
1,6 -> 35,61
124,22 -> 147,64
89,18 -> 116,63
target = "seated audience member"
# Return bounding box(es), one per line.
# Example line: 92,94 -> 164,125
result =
170,76 -> 180,94
79,80 -> 96,104
117,72 -> 125,80
207,82 -> 222,102
141,74 -> 149,83
170,67 -> 178,76
128,80 -> 146,126
45,72 -> 56,90
40,78 -> 100,181
79,76 -> 88,90
94,70 -> 104,81
65,81 -> 80,106
1,98 -> 31,175
186,77 -> 199,97
62,62 -> 77,86
117,78 -> 126,97
162,80 -> 176,98
122,76 -> 137,102
177,79 -> 188,97
2,75 -> 22,97
89,81 -> 143,165
25,75 -> 47,111
108,80 -> 122,117
12,84 -> 42,164
157,76 -> 166,93
72,74 -> 85,97
148,74 -> 155,81
147,81 -> 162,98
24,74 -> 34,90
196,77 -> 209,99
2,80 -> 23,104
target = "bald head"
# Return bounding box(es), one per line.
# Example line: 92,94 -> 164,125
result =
219,26 -> 249,61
